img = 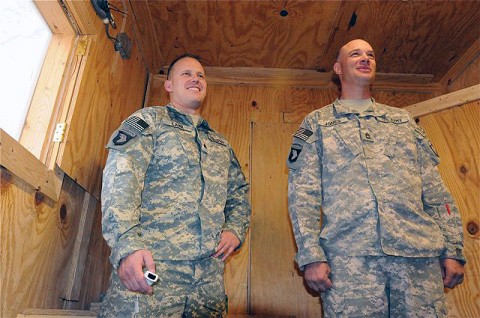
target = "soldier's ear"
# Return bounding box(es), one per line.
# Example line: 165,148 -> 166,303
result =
164,79 -> 173,92
333,62 -> 342,76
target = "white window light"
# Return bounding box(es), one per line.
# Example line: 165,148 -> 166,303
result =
0,0 -> 52,141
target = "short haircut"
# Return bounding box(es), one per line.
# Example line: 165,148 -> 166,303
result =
167,53 -> 202,79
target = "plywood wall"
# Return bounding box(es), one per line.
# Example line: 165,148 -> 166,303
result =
0,170 -> 99,317
417,101 -> 480,318
146,73 -> 479,317
1,1 -> 146,317
56,0 -> 148,199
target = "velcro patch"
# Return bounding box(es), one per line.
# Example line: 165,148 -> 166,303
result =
414,126 -> 427,137
112,129 -> 136,146
377,116 -> 409,124
208,134 -> 226,146
293,128 -> 313,141
319,118 -> 347,127
164,120 -> 188,131
125,116 -> 149,133
288,143 -> 303,163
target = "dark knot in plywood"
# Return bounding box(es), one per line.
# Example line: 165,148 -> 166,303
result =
466,221 -> 478,236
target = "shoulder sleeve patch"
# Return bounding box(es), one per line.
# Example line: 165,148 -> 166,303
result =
293,127 -> 313,141
106,116 -> 150,149
111,129 -> 136,146
288,143 -> 303,164
125,116 -> 149,133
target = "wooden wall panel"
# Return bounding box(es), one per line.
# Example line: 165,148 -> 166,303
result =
78,203 -> 112,309
57,1 -> 147,199
0,169 -> 100,317
417,102 -> 480,318
250,122 -> 323,317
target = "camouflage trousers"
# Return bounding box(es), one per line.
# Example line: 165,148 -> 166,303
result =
98,257 -> 226,318
321,255 -> 447,318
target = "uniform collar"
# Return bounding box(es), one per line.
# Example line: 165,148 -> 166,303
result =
332,98 -> 387,117
166,104 -> 212,130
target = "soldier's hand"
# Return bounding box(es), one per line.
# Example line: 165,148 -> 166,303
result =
213,231 -> 240,261
440,258 -> 464,289
118,249 -> 155,295
304,261 -> 333,293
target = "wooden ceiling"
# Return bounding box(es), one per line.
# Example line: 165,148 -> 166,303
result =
128,0 -> 480,84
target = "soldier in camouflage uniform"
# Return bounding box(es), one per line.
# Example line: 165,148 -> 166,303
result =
99,54 -> 251,317
287,39 -> 465,317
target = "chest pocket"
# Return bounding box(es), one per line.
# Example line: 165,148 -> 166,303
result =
379,117 -> 418,174
152,120 -> 195,177
320,119 -> 361,176
203,134 -> 230,180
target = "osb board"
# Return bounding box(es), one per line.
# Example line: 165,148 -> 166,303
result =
250,122 -> 323,317
0,169 -> 96,317
57,1 -> 147,199
417,101 -> 480,318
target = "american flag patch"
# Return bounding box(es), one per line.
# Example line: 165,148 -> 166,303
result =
125,116 -> 149,133
293,127 -> 313,141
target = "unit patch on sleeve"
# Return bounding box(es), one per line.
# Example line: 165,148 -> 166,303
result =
293,127 -> 313,141
288,143 -> 303,163
112,129 -> 136,146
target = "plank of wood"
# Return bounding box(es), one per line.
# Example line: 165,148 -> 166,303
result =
19,34 -> 75,160
1,129 -> 59,201
153,68 -> 437,90
62,192 -> 98,309
405,84 -> 480,117
440,39 -> 480,90
33,0 -> 75,34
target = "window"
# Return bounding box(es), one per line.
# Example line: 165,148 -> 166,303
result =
0,0 -> 52,141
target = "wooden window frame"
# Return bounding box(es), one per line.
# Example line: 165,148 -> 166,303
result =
0,1 -> 83,201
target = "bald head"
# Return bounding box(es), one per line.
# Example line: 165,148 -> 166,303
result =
336,39 -> 375,62
333,39 -> 376,99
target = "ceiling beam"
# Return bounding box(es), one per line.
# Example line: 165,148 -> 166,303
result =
405,84 -> 480,117
156,67 -> 439,92
439,38 -> 480,92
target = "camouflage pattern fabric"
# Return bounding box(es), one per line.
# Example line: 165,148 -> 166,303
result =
287,98 -> 465,269
321,255 -> 447,318
100,104 -> 250,316
98,257 -> 226,318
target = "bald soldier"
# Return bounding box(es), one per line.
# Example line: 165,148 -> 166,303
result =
287,39 -> 465,317
99,53 -> 250,317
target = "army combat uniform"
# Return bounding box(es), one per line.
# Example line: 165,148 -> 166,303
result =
288,99 -> 465,317
99,104 -> 250,317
